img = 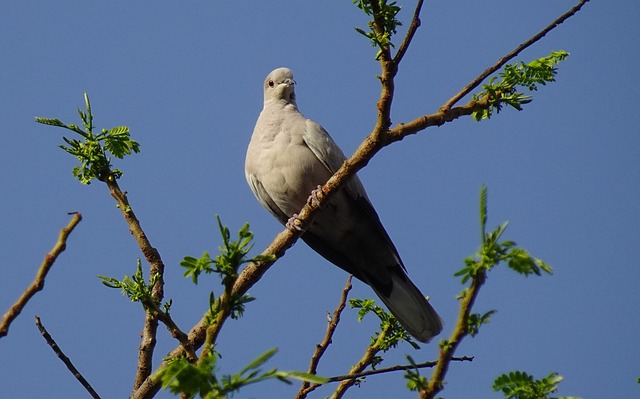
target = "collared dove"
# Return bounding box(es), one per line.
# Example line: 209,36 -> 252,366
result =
245,67 -> 443,342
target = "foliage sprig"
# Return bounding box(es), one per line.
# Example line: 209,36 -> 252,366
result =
156,348 -> 327,399
180,216 -> 274,287
493,371 -> 580,399
99,260 -> 162,310
353,0 -> 402,59
180,216 -> 274,320
35,93 -> 140,184
350,298 -> 420,358
472,51 -> 569,120
455,186 -> 553,284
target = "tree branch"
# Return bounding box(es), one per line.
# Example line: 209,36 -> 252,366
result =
331,323 -> 392,399
295,276 -> 353,399
104,176 -> 165,392
35,315 -> 101,399
393,0 -> 424,65
422,272 -> 486,399
331,355 -> 473,383
0,212 -> 81,339
145,302 -> 197,363
440,0 -> 591,111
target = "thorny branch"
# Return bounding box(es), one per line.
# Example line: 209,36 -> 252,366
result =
295,276 -> 353,399
0,212 -> 81,339
35,316 -> 101,399
131,1 -> 589,397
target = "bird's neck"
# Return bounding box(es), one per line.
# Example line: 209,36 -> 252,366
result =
264,98 -> 298,111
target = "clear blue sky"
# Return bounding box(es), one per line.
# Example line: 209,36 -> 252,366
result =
1,1 -> 638,398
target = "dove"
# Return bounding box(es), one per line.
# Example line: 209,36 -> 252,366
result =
245,67 -> 443,342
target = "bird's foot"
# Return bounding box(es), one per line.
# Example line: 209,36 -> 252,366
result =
286,214 -> 304,232
308,185 -> 326,208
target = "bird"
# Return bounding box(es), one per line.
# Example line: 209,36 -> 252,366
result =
245,67 -> 443,342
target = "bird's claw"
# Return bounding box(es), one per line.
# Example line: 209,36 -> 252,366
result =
308,185 -> 326,208
286,214 -> 304,232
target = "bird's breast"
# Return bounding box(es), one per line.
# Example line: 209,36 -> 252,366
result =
250,131 -> 329,217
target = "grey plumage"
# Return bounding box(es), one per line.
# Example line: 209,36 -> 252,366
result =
245,67 -> 443,342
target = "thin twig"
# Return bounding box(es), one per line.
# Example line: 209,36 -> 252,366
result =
330,356 -> 473,383
296,276 -> 353,399
298,356 -> 473,397
0,212 -> 82,338
393,0 -> 424,66
440,0 -> 591,111
35,316 -> 101,399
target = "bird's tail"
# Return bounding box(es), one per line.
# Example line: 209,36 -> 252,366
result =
367,271 -> 443,343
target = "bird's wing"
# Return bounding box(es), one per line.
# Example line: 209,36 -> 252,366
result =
301,119 -> 369,200
245,170 -> 289,223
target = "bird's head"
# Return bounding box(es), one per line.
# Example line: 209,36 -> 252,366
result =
263,67 -> 297,106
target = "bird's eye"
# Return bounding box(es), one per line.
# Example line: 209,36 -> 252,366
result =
268,79 -> 274,87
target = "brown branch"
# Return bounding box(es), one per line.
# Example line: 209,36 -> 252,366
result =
104,176 -> 165,392
0,212 -> 82,339
421,273 -> 486,399
146,302 -> 197,362
130,2 -> 590,397
332,323 -> 392,399
35,315 -> 101,399
298,356 -> 472,397
440,0 -> 591,111
295,276 -> 353,399
393,0 -> 424,66
389,96 -> 491,141
330,356 -> 473,383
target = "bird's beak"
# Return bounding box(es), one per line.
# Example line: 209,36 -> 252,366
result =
284,78 -> 296,86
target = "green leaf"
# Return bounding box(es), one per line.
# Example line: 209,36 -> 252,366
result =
240,348 -> 278,374
467,310 -> 496,337
404,355 -> 428,392
480,184 -> 488,240
35,117 -> 66,127
276,371 -> 329,384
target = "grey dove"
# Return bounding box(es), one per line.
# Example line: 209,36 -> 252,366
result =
245,67 -> 443,342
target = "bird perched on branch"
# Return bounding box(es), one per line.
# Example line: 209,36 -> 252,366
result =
245,67 -> 442,342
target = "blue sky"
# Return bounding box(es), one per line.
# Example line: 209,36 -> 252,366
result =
1,1 -> 638,398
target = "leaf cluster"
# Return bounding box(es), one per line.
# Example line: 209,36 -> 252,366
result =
350,298 -> 420,355
472,51 -> 569,120
180,217 -> 273,320
156,349 -> 327,399
35,93 -> 140,184
404,355 -> 428,392
455,186 -> 552,284
353,0 -> 402,59
181,216 -> 274,287
493,371 -> 580,399
99,260 -> 167,312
